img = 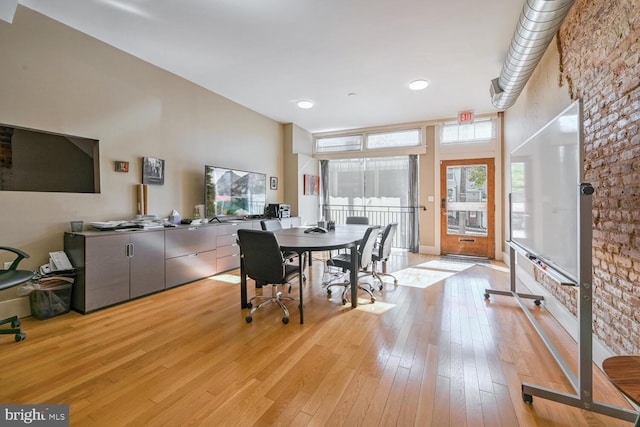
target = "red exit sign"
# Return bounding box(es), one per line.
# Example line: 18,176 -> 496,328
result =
458,111 -> 474,124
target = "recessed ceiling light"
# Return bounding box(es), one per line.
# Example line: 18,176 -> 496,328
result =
409,80 -> 429,91
297,100 -> 314,109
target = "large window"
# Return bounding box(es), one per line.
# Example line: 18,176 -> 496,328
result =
327,157 -> 409,207
322,156 -> 418,250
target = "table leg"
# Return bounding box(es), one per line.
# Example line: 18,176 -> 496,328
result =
298,250 -> 305,324
351,245 -> 358,308
240,257 -> 248,309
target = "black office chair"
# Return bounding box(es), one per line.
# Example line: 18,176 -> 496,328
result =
237,229 -> 300,324
346,216 -> 369,225
260,218 -> 283,232
331,216 -> 369,258
260,219 -> 306,281
362,222 -> 399,289
324,226 -> 379,305
0,246 -> 33,342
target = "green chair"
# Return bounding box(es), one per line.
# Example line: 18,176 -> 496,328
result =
0,246 -> 33,342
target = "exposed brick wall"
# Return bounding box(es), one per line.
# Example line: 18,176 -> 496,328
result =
557,0 -> 640,354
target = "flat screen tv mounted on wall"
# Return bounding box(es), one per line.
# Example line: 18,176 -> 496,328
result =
0,124 -> 100,193
204,165 -> 266,218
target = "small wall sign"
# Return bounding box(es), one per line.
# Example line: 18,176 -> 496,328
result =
458,111 -> 474,124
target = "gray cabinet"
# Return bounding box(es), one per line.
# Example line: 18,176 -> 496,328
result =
64,230 -> 165,313
165,225 -> 218,288
63,217 -> 300,313
129,231 -> 166,298
215,222 -> 256,272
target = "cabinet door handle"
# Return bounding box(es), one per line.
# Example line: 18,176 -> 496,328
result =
127,243 -> 134,258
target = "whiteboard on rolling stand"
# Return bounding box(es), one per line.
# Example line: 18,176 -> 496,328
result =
509,100 -> 583,282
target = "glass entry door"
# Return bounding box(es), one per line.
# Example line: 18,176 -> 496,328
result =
440,158 -> 495,258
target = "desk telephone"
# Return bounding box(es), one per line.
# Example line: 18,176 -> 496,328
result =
40,251 -> 73,274
304,226 -> 328,234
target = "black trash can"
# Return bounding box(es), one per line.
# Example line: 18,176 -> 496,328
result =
29,282 -> 73,320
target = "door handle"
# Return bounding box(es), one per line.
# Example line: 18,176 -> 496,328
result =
441,198 -> 446,209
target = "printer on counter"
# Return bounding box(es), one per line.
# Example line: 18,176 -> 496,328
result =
266,203 -> 291,219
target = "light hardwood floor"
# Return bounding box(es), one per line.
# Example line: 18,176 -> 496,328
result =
0,252 -> 635,426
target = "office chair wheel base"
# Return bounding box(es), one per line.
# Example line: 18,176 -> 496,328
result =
326,289 -> 332,296
247,302 -> 253,309
341,298 -> 347,305
245,316 -> 253,323
15,333 -> 26,342
11,319 -> 20,328
282,317 -> 289,324
370,297 -> 376,303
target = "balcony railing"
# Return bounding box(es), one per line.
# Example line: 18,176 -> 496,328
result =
321,204 -> 421,251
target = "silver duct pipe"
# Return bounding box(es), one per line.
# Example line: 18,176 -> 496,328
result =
490,0 -> 575,109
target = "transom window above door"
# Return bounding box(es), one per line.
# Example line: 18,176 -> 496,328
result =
440,118 -> 495,144
315,128 -> 421,154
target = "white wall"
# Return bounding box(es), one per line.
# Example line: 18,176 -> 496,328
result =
0,7 -> 287,275
503,38 -> 572,260
283,123 -> 319,225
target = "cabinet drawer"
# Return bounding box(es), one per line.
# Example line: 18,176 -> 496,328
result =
217,233 -> 239,247
217,242 -> 240,258
217,253 -> 241,272
165,226 -> 217,258
165,249 -> 217,288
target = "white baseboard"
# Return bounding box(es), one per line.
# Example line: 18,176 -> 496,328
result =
502,250 -> 510,266
514,264 -> 614,367
0,296 -> 31,320
419,245 -> 439,255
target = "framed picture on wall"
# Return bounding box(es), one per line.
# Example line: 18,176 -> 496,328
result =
114,161 -> 129,172
142,157 -> 165,185
304,174 -> 319,195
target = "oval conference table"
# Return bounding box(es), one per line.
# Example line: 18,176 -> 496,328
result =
240,224 -> 375,324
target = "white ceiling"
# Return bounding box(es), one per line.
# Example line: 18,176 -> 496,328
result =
18,0 -> 524,133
